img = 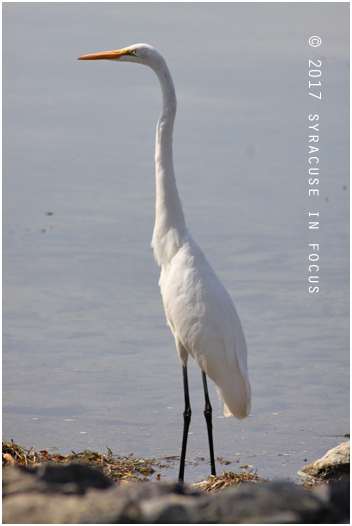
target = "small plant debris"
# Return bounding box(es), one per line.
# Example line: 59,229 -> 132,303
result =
194,470 -> 265,493
2,440 -> 167,483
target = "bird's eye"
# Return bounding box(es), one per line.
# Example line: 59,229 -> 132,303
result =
129,49 -> 137,56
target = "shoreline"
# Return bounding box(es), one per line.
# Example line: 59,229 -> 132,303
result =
1,439 -> 324,491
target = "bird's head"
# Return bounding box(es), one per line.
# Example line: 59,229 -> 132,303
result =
78,43 -> 163,69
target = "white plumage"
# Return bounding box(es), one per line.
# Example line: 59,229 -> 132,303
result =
159,237 -> 251,419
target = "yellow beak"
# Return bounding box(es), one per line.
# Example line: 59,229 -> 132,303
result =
77,49 -> 133,61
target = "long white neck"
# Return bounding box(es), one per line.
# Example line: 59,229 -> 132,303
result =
151,60 -> 187,267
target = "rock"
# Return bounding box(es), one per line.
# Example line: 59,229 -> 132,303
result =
35,462 -> 112,493
298,441 -> 350,481
314,478 -> 350,524
198,482 -> 333,524
2,462 -> 113,496
2,463 -> 350,523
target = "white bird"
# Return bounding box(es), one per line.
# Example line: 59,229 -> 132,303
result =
78,44 -> 251,482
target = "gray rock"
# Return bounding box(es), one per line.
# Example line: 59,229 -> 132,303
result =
197,482 -> 335,524
299,441 -> 350,481
314,478 -> 350,524
2,462 -> 112,496
2,463 -> 349,523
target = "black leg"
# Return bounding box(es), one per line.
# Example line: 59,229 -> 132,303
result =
178,364 -> 191,482
202,370 -> 216,476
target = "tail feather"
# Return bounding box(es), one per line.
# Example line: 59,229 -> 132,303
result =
216,373 -> 251,419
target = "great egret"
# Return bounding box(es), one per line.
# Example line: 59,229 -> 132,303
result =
78,44 -> 251,482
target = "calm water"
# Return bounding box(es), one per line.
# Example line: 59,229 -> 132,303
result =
3,3 -> 349,482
